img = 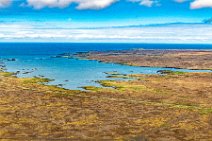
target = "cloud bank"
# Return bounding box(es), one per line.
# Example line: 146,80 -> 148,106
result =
1,0 -> 212,9
0,23 -> 211,43
190,0 -> 212,9
24,0 -> 212,9
0,0 -> 11,8
27,0 -> 117,9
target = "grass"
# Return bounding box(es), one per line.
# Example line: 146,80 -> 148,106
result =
0,70 -> 211,140
98,80 -> 154,93
107,74 -> 133,79
104,71 -> 132,79
21,77 -> 53,84
134,117 -> 167,127
66,115 -> 98,126
157,70 -> 186,75
81,86 -> 102,91
104,71 -> 120,75
0,72 -> 16,77
79,50 -> 212,70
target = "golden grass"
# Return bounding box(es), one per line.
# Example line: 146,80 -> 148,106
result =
0,71 -> 211,140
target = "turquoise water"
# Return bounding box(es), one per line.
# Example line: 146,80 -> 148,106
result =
0,43 -> 211,90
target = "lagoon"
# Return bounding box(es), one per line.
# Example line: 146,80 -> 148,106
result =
0,43 -> 211,90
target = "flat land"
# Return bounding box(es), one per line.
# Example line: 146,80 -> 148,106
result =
0,71 -> 212,140
0,49 -> 212,140
76,50 -> 212,70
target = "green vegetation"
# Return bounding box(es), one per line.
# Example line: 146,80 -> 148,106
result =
157,70 -> 186,75
107,74 -> 131,79
0,72 -> 16,77
104,71 -> 120,75
81,86 -> 102,91
21,76 -> 53,84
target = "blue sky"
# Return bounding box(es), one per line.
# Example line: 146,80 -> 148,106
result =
1,0 -> 212,25
0,0 -> 212,43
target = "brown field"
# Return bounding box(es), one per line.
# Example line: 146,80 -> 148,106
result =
76,50 -> 212,70
0,70 -> 212,140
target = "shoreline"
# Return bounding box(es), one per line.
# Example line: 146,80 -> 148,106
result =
74,55 -> 211,71
75,49 -> 212,70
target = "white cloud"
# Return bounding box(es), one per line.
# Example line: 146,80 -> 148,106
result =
0,22 -> 212,43
190,0 -> 212,9
175,0 -> 212,9
27,0 -> 117,10
128,0 -> 159,7
0,0 -> 11,8
76,0 -> 116,10
140,0 -> 154,7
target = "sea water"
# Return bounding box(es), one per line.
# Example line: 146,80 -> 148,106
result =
0,43 -> 211,90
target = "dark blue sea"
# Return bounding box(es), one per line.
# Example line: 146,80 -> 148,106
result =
0,43 -> 212,55
0,43 -> 211,90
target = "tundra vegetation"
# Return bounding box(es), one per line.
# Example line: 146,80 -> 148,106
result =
0,70 -> 212,140
76,50 -> 212,70
0,49 -> 212,140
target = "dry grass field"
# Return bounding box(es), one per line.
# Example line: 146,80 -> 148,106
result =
76,50 -> 212,70
0,70 -> 211,140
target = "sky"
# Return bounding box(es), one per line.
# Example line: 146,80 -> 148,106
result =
0,0 -> 212,43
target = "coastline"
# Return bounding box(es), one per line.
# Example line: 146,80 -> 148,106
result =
0,63 -> 212,140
